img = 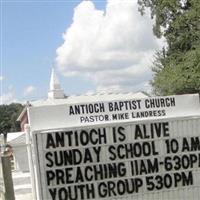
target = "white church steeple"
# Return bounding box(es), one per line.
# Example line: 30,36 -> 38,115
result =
48,68 -> 65,99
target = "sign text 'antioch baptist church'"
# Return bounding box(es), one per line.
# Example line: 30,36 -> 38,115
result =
27,93 -> 200,200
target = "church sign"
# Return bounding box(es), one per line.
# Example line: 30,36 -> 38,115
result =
29,94 -> 200,200
28,94 -> 200,131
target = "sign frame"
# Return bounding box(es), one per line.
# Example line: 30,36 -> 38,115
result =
32,115 -> 200,200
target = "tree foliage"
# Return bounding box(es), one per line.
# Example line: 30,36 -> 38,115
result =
138,0 -> 200,95
0,103 -> 24,134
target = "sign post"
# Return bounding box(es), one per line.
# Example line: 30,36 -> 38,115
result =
0,134 -> 15,200
1,155 -> 15,200
0,155 -> 5,200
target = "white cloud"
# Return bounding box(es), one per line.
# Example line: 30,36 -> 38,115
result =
24,85 -> 36,96
0,76 -> 4,81
56,0 -> 163,92
0,92 -> 16,105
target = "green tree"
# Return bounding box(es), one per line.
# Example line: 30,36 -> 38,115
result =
138,0 -> 200,95
0,103 -> 24,135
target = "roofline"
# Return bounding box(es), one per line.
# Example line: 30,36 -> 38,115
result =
16,107 -> 27,121
16,102 -> 31,121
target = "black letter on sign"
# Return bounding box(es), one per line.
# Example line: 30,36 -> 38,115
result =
69,106 -> 75,115
49,188 -> 56,200
46,133 -> 56,149
46,170 -> 55,185
135,125 -> 143,140
118,127 -> 126,142
45,152 -> 54,167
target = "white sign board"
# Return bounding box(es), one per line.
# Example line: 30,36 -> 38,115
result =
29,94 -> 200,200
29,94 -> 200,131
33,118 -> 200,200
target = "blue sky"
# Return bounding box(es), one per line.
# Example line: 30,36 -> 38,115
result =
1,0 -> 163,104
